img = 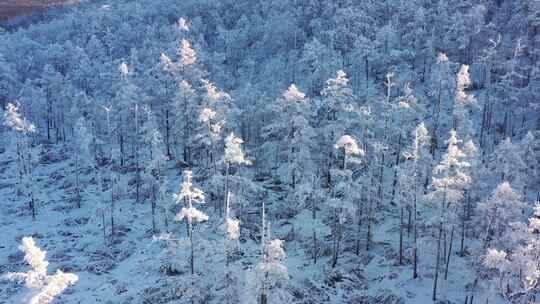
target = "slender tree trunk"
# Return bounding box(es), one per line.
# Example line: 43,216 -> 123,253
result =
460,202 -> 466,256
102,210 -> 106,243
413,187 -> 418,279
151,184 -> 156,233
110,183 -> 115,239
431,79 -> 443,157
391,131 -> 403,204
433,218 -> 443,301
165,109 -> 171,159
312,192 -> 318,264
399,206 -> 404,265
433,189 -> 447,301
444,225 -> 455,280
189,218 -> 194,275
75,153 -> 81,208
407,208 -> 412,237
223,162 -> 230,217
30,196 -> 36,220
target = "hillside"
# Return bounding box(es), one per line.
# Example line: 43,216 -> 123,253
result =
0,1 -> 539,304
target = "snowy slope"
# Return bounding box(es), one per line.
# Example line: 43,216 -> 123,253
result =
0,143 -> 507,304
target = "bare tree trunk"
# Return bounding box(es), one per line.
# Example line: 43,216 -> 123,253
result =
165,109 -> 171,159
460,201 -> 467,256
75,153 -> 81,208
444,225 -> 455,280
312,191 -> 318,264
431,79 -> 443,157
110,183 -> 115,240
151,184 -> 156,233
433,218 -> 443,301
399,206 -> 404,265
391,132 -> 403,204
223,162 -> 230,218
433,189 -> 447,301
413,192 -> 418,279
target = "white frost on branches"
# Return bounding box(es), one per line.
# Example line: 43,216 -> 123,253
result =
224,217 -> 240,241
178,17 -> 190,31
455,65 -> 475,106
335,135 -> 364,156
175,206 -> 209,223
437,52 -> 449,63
179,39 -> 197,67
174,171 -> 208,223
261,239 -> 288,277
4,237 -> 78,304
119,62 -> 129,76
483,248 -> 507,269
199,107 -> 217,123
225,132 -> 251,165
160,53 -> 173,69
202,79 -> 231,104
4,103 -> 36,134
282,84 -> 306,102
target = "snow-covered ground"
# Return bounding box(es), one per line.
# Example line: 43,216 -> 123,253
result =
0,144 -> 506,303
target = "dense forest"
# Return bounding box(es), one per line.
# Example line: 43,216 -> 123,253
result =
0,0 -> 539,303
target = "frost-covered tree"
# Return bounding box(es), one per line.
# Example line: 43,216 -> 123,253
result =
247,202 -> 290,304
453,64 -> 476,141
142,117 -> 168,233
321,70 -> 356,187
174,170 -> 208,277
487,137 -> 526,192
221,191 -> 241,303
292,181 -> 330,264
478,182 -> 525,251
3,237 -> 78,304
197,79 -> 231,172
427,129 -> 471,300
73,117 -> 92,208
484,201 -> 540,302
262,84 -> 314,190
174,80 -> 198,166
108,62 -> 139,168
519,131 -> 539,194
0,52 -> 16,110
4,103 -> 38,219
430,53 -> 454,157
398,122 -> 430,276
330,134 -> 364,267
223,132 -> 251,216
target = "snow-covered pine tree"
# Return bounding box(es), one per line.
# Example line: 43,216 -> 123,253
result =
3,237 -> 78,304
477,181 -> 525,251
487,137 -> 526,192
330,134 -> 364,267
111,62 -> 139,168
72,117 -> 92,208
174,80 -> 198,166
223,132 -> 251,217
174,170 -> 208,275
430,53 -> 454,157
221,191 -> 241,303
197,79 -> 231,173
398,122 -> 430,275
4,103 -> 38,218
320,70 -> 356,189
427,129 -> 471,300
453,64 -> 476,141
246,201 -> 290,304
143,118 -> 167,233
484,201 -> 540,302
519,131 -> 539,195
